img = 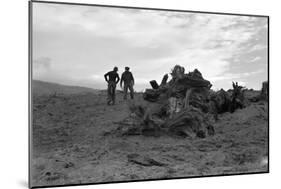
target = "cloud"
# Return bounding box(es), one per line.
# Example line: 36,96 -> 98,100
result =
249,44 -> 267,52
250,56 -> 262,62
33,57 -> 51,69
210,69 -> 264,81
32,3 -> 268,90
33,57 -> 52,79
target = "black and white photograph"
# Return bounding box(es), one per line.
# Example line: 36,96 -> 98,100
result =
29,1 -> 269,188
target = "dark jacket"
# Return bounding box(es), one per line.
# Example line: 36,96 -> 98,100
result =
104,71 -> 120,83
121,71 -> 134,85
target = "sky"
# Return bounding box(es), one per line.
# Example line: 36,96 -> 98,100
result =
32,2 -> 268,91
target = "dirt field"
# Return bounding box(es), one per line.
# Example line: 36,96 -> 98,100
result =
31,91 -> 268,187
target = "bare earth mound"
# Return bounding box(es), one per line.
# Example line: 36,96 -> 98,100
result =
31,90 -> 268,187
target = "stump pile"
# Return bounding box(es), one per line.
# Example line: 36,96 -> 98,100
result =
260,81 -> 268,100
115,65 -> 247,139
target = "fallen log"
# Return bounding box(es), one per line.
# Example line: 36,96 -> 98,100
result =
143,89 -> 160,102
175,76 -> 212,88
127,154 -> 167,167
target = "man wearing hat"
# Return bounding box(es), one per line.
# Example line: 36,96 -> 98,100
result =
120,67 -> 135,100
104,67 -> 120,105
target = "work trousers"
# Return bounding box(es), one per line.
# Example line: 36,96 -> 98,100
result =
107,81 -> 116,105
123,83 -> 134,100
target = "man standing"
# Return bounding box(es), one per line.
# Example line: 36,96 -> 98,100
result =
120,67 -> 134,100
104,67 -> 120,105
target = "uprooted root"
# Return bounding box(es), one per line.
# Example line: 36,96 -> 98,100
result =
110,102 -> 215,138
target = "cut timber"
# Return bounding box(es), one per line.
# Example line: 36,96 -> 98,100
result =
150,80 -> 159,89
160,74 -> 169,87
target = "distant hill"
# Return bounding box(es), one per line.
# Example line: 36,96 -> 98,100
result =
32,80 -> 98,95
